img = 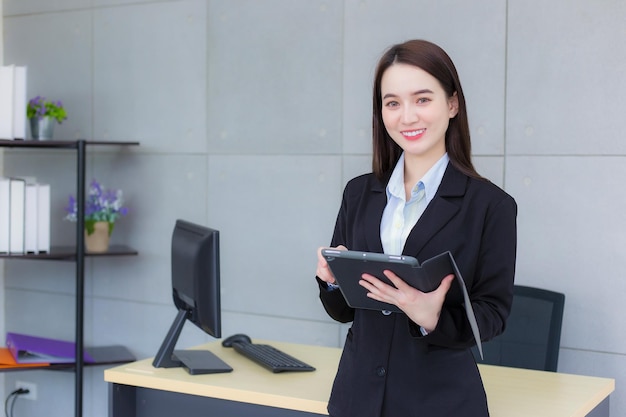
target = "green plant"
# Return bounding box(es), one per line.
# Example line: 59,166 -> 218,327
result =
26,96 -> 68,123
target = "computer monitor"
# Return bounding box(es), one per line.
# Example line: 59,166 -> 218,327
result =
152,219 -> 232,374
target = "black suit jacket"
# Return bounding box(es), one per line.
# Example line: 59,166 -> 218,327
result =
318,163 -> 517,417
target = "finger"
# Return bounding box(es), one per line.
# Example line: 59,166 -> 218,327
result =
381,269 -> 407,290
316,245 -> 347,268
359,275 -> 390,298
317,264 -> 336,284
360,273 -> 389,289
316,247 -> 336,283
360,274 -> 398,303
315,255 -> 328,277
317,246 -> 328,264
435,274 -> 455,295
360,279 -> 390,303
358,274 -> 378,291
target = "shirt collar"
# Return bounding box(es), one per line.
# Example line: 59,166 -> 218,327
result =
386,153 -> 450,202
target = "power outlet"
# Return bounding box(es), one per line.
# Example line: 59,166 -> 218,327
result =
15,381 -> 37,401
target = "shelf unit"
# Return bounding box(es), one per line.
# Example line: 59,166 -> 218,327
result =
0,139 -> 139,417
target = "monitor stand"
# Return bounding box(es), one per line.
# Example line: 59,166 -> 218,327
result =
173,349 -> 232,375
153,309 -> 232,375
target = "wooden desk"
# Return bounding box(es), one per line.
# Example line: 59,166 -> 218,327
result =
479,364 -> 613,417
104,340 -> 614,417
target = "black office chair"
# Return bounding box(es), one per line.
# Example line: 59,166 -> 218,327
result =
472,285 -> 565,372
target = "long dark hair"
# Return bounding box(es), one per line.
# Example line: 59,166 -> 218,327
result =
371,39 -> 481,181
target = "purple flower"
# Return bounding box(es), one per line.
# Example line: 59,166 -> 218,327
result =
65,195 -> 76,210
63,179 -> 129,224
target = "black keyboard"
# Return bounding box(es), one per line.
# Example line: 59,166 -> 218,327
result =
232,342 -> 316,373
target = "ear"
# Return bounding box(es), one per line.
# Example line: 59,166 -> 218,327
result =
448,91 -> 459,118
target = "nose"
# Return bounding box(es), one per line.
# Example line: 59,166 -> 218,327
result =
401,105 -> 419,125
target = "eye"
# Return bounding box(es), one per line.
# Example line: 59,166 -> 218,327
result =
416,97 -> 431,104
384,100 -> 399,108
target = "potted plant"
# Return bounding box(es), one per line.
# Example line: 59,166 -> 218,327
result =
26,96 -> 68,140
64,179 -> 129,252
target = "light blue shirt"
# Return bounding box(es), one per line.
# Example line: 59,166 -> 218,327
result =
380,153 -> 449,255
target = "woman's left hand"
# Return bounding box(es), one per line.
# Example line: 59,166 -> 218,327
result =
359,270 -> 455,332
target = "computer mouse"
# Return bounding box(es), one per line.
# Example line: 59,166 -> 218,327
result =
221,333 -> 252,347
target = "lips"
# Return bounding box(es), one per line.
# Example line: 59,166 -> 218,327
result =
401,129 -> 425,140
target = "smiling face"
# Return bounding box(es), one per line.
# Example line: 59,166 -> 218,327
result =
380,63 -> 459,167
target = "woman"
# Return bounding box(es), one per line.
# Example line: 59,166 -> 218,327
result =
315,39 -> 517,417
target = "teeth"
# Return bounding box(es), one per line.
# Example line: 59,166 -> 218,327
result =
404,129 -> 425,137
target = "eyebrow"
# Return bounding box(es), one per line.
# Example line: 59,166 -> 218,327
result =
382,89 -> 434,99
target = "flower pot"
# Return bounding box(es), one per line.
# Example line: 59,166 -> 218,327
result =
29,116 -> 55,140
85,221 -> 111,253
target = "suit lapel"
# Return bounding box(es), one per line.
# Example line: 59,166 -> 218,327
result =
364,176 -> 387,253
403,164 -> 468,256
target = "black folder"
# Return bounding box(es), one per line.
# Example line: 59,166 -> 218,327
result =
321,249 -> 483,358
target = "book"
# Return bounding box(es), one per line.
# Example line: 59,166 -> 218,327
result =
12,66 -> 27,139
0,66 -> 15,139
0,65 -> 28,139
37,183 -> 51,253
0,177 -> 9,252
6,332 -> 95,364
8,177 -> 26,253
24,183 -> 39,253
22,181 -> 49,253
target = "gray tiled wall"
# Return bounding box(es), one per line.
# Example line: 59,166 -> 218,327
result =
2,1 -> 625,416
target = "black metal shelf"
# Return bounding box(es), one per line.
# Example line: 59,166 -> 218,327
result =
0,139 -> 139,148
0,245 -> 138,260
1,139 -> 139,417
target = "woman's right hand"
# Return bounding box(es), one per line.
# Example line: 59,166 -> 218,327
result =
316,245 -> 347,285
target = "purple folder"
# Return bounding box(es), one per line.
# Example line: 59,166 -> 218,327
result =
6,332 -> 95,364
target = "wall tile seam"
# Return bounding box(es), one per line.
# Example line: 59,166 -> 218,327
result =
224,310 -> 337,325
561,346 -> 626,357
90,297 -> 175,306
503,154 -> 626,158
3,0 -> 183,18
3,286 -> 76,296
204,153 -> 348,157
4,9 -> 90,18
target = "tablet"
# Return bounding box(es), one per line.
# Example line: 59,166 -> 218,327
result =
321,248 -> 483,358
321,249 -> 455,313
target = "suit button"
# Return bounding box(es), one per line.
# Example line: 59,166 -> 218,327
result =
376,367 -> 386,377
